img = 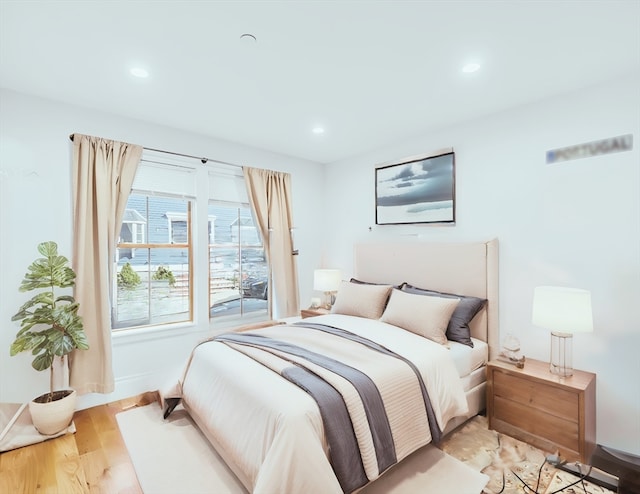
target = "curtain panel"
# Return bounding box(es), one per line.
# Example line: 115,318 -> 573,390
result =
70,134 -> 142,394
243,167 -> 300,318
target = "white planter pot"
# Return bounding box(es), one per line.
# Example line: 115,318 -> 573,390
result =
29,389 -> 77,435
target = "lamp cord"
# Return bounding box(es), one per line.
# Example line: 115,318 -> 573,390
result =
487,457 -> 593,494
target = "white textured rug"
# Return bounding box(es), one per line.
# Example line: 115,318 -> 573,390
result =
0,402 -> 75,452
116,402 -> 488,494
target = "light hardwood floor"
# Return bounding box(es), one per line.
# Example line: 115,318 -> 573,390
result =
0,391 -> 158,494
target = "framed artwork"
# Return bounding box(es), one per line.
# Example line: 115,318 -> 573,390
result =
375,149 -> 455,225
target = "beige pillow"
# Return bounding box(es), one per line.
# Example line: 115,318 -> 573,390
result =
331,280 -> 392,319
380,289 -> 460,345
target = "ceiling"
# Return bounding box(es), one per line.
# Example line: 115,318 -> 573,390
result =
1,1 -> 639,164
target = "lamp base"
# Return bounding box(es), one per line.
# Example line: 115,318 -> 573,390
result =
322,291 -> 336,310
550,331 -> 573,377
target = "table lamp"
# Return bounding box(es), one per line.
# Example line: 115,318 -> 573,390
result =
313,269 -> 342,310
532,286 -> 593,377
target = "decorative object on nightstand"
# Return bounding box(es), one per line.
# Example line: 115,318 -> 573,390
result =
497,333 -> 525,368
532,285 -> 593,377
487,357 -> 596,463
313,269 -> 342,310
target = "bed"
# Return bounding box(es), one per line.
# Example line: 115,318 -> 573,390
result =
165,239 -> 499,493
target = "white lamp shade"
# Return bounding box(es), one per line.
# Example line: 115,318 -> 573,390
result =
532,286 -> 593,333
313,269 -> 342,292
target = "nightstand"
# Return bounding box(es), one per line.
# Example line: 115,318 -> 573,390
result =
487,357 -> 596,463
300,307 -> 330,318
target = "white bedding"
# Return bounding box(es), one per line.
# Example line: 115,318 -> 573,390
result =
448,337 -> 488,379
174,314 -> 469,494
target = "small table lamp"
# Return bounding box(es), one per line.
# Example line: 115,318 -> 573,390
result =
532,286 -> 593,377
313,269 -> 342,310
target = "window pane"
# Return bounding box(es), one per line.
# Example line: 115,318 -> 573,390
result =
209,205 -> 268,320
113,248 -> 191,329
113,193 -> 192,330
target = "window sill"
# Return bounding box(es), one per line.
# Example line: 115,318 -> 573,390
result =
111,314 -> 272,346
112,321 -> 208,346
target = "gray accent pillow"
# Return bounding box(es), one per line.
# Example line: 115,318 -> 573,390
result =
400,283 -> 487,348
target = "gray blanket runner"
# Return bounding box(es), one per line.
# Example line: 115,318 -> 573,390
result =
282,366 -> 369,492
293,322 -> 443,444
215,331 -> 395,493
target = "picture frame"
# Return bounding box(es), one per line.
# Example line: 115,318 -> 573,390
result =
375,148 -> 455,225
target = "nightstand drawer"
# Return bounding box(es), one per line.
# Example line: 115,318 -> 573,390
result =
493,370 -> 578,421
493,395 -> 579,451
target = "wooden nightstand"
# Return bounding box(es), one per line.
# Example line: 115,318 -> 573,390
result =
487,357 -> 596,463
300,307 -> 330,318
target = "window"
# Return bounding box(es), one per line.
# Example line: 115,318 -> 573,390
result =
113,195 -> 192,329
112,152 -> 269,331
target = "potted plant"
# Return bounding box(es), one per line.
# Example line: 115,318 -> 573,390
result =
10,241 -> 89,435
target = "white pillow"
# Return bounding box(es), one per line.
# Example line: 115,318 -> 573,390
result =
331,281 -> 392,319
380,289 -> 460,345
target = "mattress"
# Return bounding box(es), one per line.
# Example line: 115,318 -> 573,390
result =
448,337 -> 488,392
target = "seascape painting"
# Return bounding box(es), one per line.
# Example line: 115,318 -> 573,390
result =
375,151 -> 455,225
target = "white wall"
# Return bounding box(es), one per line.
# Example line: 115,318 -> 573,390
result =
323,73 -> 640,455
0,89 -> 325,408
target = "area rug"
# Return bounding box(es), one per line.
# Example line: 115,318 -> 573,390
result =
0,402 -> 75,452
116,401 -> 489,494
440,415 -> 615,494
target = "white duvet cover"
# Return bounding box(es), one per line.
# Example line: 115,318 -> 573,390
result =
174,314 -> 468,494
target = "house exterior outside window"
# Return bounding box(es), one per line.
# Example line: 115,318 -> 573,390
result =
166,212 -> 188,244
118,208 -> 146,260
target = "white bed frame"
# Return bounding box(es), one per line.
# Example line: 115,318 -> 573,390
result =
354,238 -> 499,433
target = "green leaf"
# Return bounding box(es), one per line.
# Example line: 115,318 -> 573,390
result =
10,335 -> 32,356
51,333 -> 75,356
38,241 -> 58,258
13,293 -> 54,317
68,329 -> 90,350
32,351 -> 53,372
30,335 -> 48,355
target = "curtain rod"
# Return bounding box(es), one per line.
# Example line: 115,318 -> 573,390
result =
69,133 -> 242,169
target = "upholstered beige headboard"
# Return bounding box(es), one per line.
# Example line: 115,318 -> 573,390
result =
354,238 -> 499,359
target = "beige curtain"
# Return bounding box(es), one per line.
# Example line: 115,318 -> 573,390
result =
69,134 -> 142,394
243,167 -> 299,318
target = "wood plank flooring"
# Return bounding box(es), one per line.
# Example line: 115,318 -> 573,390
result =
0,391 -> 158,494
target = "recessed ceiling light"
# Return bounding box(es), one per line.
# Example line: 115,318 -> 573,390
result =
240,33 -> 257,43
462,63 -> 481,74
130,67 -> 149,78
312,126 -> 325,135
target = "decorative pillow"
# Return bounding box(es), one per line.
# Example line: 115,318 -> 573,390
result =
400,283 -> 487,348
331,280 -> 392,319
349,277 -> 379,285
380,289 -> 460,345
350,278 -> 402,289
